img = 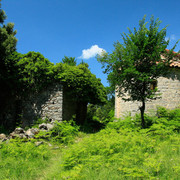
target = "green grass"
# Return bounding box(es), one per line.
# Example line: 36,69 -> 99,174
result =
0,107 -> 180,179
0,139 -> 51,180
57,127 -> 180,179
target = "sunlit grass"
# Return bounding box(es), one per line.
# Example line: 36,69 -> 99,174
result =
0,107 -> 180,179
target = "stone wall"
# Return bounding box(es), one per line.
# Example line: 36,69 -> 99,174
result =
21,84 -> 63,127
1,83 -> 88,128
115,68 -> 180,118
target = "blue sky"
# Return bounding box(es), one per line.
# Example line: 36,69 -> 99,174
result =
2,0 -> 180,86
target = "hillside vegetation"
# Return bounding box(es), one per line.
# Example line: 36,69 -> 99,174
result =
0,107 -> 180,180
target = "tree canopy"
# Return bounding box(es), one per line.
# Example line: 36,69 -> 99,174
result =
0,0 -> 17,117
16,51 -> 54,94
8,52 -> 107,105
53,62 -> 107,104
98,16 -> 179,128
61,56 -> 77,66
0,2 -> 107,128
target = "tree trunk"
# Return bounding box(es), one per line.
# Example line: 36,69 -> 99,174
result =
140,100 -> 145,128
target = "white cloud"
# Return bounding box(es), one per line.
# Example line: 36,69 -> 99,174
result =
79,45 -> 106,59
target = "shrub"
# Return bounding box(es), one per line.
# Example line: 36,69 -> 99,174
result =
85,102 -> 115,132
156,107 -> 180,132
50,120 -> 79,143
35,120 -> 79,144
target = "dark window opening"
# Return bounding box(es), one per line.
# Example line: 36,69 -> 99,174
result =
150,80 -> 157,90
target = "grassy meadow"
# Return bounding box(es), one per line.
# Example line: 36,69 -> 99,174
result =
0,107 -> 180,180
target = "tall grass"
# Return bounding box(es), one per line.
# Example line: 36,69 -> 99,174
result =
57,127 -> 180,179
0,107 -> 180,179
0,120 -> 80,180
0,139 -> 51,180
56,108 -> 180,179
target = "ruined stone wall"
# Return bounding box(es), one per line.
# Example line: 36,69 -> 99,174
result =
115,68 -> 180,118
22,84 -> 63,127
1,83 -> 87,128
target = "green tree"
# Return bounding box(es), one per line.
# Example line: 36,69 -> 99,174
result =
0,1 -> 106,128
98,16 -> 179,128
0,1 -> 17,80
0,1 -> 17,125
53,62 -> 106,105
17,51 -> 54,94
62,56 -> 77,66
53,62 -> 107,124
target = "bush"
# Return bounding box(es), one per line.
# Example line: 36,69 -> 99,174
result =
35,120 -> 79,144
156,107 -> 180,132
85,102 -> 115,132
50,120 -> 79,143
107,116 -> 138,131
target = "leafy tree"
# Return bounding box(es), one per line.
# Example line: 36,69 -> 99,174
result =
0,1 -> 17,126
62,56 -> 77,66
53,62 -> 106,104
53,62 -> 107,124
98,16 -> 179,128
0,1 -> 17,80
16,51 -> 54,94
0,1 -> 106,127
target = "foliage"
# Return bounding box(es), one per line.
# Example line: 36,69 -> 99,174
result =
57,114 -> 180,179
16,51 -> 54,94
86,98 -> 114,128
53,63 -> 107,104
0,139 -> 51,180
0,1 -> 17,83
83,86 -> 114,132
1,107 -> 180,179
98,15 -> 179,128
88,104 -> 114,125
62,56 -> 77,66
50,120 -> 79,144
0,2 -> 107,129
35,120 -> 79,144
107,116 -> 139,131
156,107 -> 180,132
7,51 -> 106,105
0,2 -> 17,62
0,1 -> 18,124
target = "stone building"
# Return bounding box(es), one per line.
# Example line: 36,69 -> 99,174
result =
0,83 -> 86,128
21,83 -> 87,127
115,52 -> 180,118
21,84 -> 64,127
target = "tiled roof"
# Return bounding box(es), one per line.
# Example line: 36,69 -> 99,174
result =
169,60 -> 180,68
165,49 -> 180,68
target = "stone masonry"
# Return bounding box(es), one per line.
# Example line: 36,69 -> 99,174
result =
22,84 -> 63,127
115,68 -> 180,118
